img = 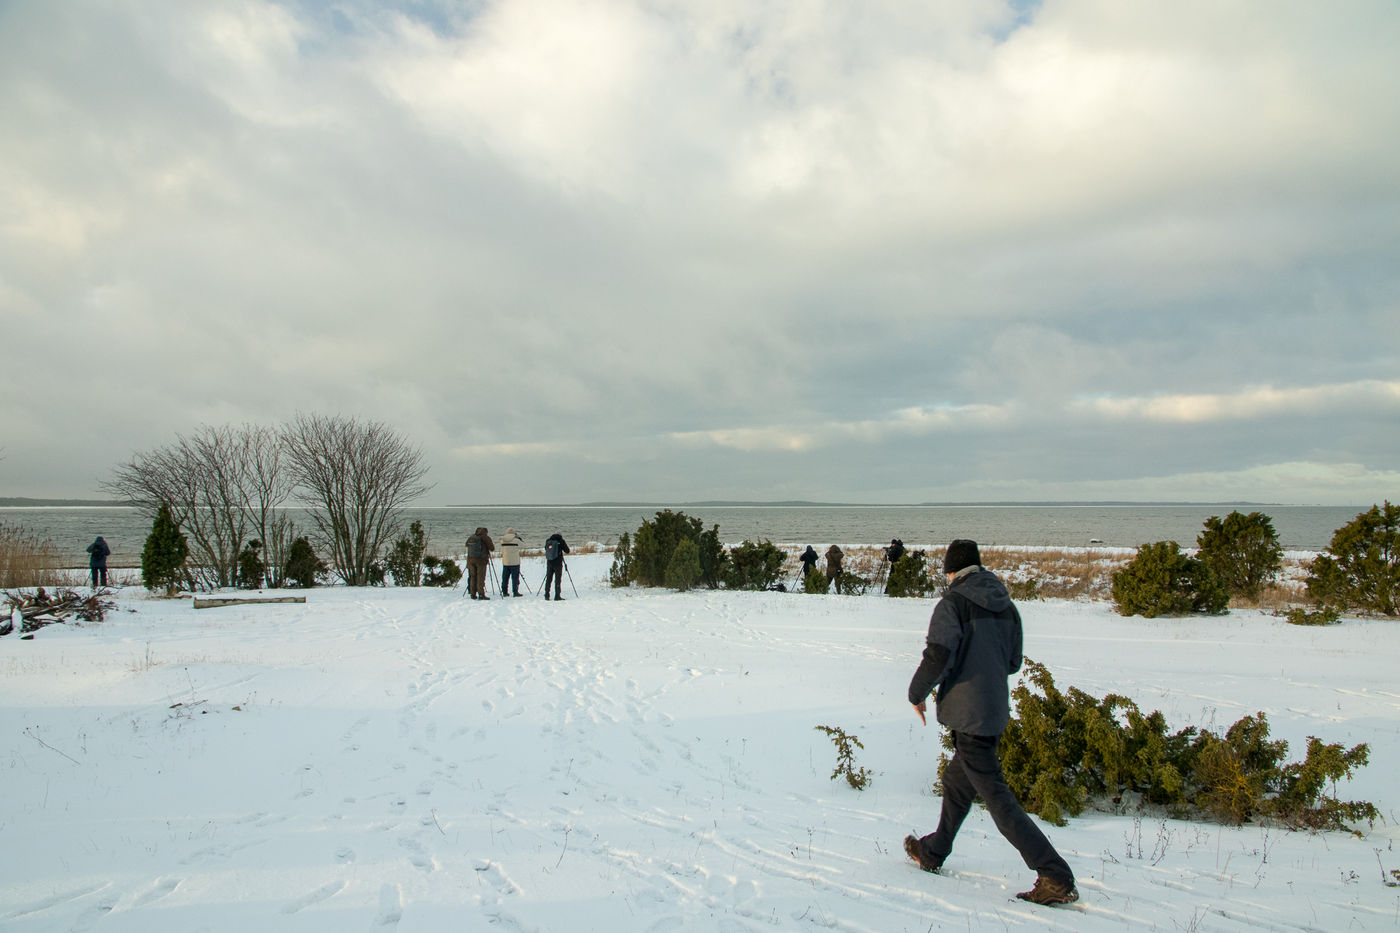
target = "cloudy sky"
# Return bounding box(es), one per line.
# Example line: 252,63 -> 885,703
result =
2,0 -> 1397,506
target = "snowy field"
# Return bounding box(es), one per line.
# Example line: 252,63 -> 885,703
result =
4,552 -> 1398,932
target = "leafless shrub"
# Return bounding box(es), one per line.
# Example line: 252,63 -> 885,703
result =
282,413 -> 432,586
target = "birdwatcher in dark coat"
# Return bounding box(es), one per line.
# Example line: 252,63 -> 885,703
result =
799,545 -> 819,578
86,536 -> 110,588
903,539 -> 1078,907
543,533 -> 570,600
465,527 -> 494,600
824,544 -> 843,582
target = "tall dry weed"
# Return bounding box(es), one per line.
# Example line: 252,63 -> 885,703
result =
0,521 -> 68,588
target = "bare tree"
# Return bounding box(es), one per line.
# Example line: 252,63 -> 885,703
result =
104,427 -> 247,589
104,425 -> 269,590
237,425 -> 297,587
282,414 -> 433,586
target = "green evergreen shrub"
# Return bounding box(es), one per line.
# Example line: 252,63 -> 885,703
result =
1111,541 -> 1228,617
284,536 -> 327,588
988,660 -> 1376,830
1305,502 -> 1400,616
814,725 -> 872,790
237,539 -> 266,590
724,539 -> 786,590
664,538 -> 702,591
420,555 -> 462,587
141,502 -> 189,595
803,565 -> 830,594
886,552 -> 935,598
1196,511 -> 1283,600
833,571 -> 869,595
1281,606 -> 1341,626
622,511 -> 726,589
609,532 -> 633,587
385,520 -> 427,587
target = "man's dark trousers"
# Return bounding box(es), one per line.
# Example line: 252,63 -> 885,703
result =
917,731 -> 1073,885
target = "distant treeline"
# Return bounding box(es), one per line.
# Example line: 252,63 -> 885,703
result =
0,497 -> 132,508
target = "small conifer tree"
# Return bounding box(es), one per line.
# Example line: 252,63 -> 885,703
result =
803,565 -> 830,594
141,502 -> 189,595
237,539 -> 266,590
284,536 -> 327,588
664,538 -> 702,591
1196,511 -> 1283,600
1305,502 -> 1400,616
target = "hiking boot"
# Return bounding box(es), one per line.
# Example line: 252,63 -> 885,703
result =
902,836 -> 942,874
1016,875 -> 1078,906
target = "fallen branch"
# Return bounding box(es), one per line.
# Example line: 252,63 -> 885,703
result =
192,596 -> 307,610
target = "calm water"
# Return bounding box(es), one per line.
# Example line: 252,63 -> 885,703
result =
2,504 -> 1367,566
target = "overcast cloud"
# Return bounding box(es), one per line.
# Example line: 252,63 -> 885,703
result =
2,0 -> 1397,505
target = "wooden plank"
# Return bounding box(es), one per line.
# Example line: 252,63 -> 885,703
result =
192,596 -> 307,609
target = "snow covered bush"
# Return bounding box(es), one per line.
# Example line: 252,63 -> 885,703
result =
1111,541 -> 1228,617
420,555 -> 462,587
1305,502 -> 1400,616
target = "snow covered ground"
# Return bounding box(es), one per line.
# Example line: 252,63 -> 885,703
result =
4,552 -> 1398,932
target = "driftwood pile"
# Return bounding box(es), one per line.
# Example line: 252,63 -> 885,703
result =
2,587 -> 115,637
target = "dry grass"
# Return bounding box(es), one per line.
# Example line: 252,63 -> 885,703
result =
582,542 -> 1322,611
0,521 -> 71,589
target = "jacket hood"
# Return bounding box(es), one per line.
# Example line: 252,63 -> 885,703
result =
948,568 -> 1012,612
505,528 -> 516,535
474,527 -> 487,535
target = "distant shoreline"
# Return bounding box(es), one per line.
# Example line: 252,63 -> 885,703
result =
0,498 -> 133,508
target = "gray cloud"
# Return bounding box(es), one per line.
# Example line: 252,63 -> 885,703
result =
2,0 -> 1397,506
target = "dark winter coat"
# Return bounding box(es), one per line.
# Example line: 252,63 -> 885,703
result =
544,533 -> 569,563
86,536 -> 110,569
908,567 -> 1023,736
466,528 -> 494,559
825,545 -> 843,575
800,546 -> 819,572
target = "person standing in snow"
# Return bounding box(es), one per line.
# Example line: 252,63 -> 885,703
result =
824,544 -> 843,585
498,527 -> 524,597
542,532 -> 569,600
85,535 -> 111,588
903,539 -> 1078,906
465,527 -> 494,600
799,545 -> 819,579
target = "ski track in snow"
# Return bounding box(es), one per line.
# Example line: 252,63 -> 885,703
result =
2,553 -> 1398,932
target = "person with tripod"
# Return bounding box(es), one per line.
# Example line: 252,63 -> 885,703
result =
499,527 -> 524,597
542,532 -> 570,600
465,526 -> 494,600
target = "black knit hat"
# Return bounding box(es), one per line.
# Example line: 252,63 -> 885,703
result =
942,539 -> 981,575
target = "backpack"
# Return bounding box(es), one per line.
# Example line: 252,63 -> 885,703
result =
545,538 -> 562,561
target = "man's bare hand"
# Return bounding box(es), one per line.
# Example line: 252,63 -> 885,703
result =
913,701 -> 927,725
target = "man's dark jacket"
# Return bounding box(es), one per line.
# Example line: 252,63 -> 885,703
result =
908,568 -> 1023,736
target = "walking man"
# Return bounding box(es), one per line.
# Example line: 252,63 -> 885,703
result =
542,532 -> 569,600
465,527 -> 494,600
904,539 -> 1078,906
499,527 -> 524,597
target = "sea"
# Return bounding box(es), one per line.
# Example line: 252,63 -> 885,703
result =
1,504 -> 1368,567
